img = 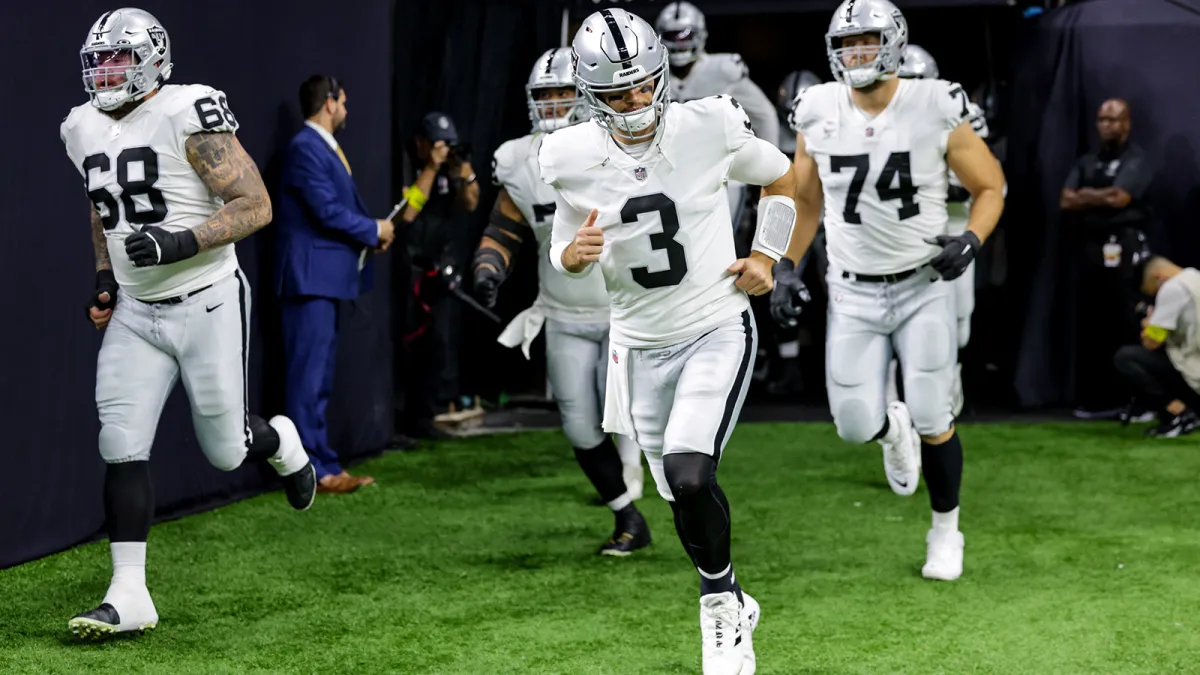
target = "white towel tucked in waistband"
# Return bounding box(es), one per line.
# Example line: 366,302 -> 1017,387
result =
497,304 -> 546,360
602,343 -> 635,437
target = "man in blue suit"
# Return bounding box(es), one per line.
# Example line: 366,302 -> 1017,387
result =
275,75 -> 392,494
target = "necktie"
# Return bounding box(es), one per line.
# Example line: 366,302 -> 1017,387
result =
335,145 -> 352,175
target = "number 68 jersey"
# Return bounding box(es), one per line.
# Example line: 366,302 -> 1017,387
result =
541,96 -> 752,349
60,83 -> 240,301
790,78 -> 971,275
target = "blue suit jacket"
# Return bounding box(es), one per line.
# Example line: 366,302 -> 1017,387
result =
274,126 -> 378,300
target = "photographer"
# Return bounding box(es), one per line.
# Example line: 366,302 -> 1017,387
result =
1114,256 -> 1200,437
394,112 -> 479,440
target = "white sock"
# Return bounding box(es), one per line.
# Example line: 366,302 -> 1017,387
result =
267,417 -> 310,475
607,492 -> 633,512
103,542 -> 147,604
615,435 -> 642,470
932,507 -> 960,532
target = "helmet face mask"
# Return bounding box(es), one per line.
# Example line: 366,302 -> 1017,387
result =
573,9 -> 671,142
825,0 -> 908,89
656,1 -> 708,68
525,47 -> 587,133
80,8 -> 172,111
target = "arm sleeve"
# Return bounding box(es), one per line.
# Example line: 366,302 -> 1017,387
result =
289,142 -> 379,247
1150,280 -> 1189,331
548,191 -> 594,279
726,76 -> 780,146
1115,153 -> 1153,199
729,136 -> 791,187
1063,163 -> 1081,190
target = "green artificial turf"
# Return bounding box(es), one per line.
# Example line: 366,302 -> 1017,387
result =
2,422 -> 1199,674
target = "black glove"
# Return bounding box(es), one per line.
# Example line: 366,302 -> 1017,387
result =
86,268 -> 119,321
924,231 -> 981,281
769,257 -> 811,328
474,268 -> 503,308
124,226 -> 200,267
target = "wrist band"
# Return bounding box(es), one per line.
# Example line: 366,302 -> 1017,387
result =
403,185 -> 428,211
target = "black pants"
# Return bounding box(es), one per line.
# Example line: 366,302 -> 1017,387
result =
1073,238 -> 1142,410
1113,345 -> 1200,415
401,259 -> 461,428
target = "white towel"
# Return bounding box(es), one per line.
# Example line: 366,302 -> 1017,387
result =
497,305 -> 546,360
602,343 -> 635,437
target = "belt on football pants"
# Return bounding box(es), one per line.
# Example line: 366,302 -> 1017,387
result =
841,267 -> 921,284
139,284 -> 213,306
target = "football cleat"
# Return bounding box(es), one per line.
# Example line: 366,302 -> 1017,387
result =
922,527 -> 965,581
700,591 -> 745,674
69,601 -> 158,642
599,509 -> 651,557
268,416 -> 317,510
739,592 -> 761,675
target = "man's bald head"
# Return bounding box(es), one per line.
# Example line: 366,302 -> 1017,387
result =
1142,255 -> 1182,297
1098,98 -> 1131,148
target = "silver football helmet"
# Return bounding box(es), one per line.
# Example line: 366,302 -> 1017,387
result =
826,0 -> 908,89
526,48 -> 586,133
898,44 -> 939,79
572,9 -> 670,142
656,1 -> 708,68
777,70 -> 822,120
80,8 -> 172,111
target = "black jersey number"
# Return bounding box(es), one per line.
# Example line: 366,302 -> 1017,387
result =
83,147 -> 168,231
830,151 -> 919,224
624,193 -> 688,289
532,203 -> 556,225
193,95 -> 238,130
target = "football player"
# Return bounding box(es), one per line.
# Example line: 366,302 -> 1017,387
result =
892,44 -> 992,417
60,8 -> 316,640
472,47 -> 651,557
544,9 -> 801,673
655,1 -> 780,234
774,0 -> 1006,581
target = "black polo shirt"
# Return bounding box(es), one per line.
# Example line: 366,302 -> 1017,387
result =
1063,142 -> 1153,232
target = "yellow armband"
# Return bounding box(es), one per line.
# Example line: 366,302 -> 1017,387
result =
1143,325 -> 1169,344
403,185 -> 428,211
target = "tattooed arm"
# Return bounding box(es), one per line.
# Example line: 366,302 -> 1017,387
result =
90,208 -> 111,271
185,132 -> 273,251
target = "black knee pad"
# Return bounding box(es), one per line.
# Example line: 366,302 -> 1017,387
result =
663,453 -> 717,501
244,414 -> 281,462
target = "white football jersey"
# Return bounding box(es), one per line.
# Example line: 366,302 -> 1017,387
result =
791,78 -> 972,274
670,53 -> 779,145
61,84 -> 240,302
492,132 -> 609,325
541,96 -> 752,349
946,101 -> 989,234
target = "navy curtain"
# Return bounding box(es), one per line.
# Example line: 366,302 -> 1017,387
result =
0,0 -> 394,569
1009,0 -> 1200,407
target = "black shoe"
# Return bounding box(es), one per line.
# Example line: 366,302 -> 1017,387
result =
599,509 -> 651,557
389,433 -> 419,451
1146,410 -> 1200,438
68,603 -> 156,642
282,462 -> 317,510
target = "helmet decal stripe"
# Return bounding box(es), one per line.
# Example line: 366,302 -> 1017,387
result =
600,9 -> 634,69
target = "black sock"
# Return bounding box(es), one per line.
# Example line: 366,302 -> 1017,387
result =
573,437 -> 629,507
664,453 -> 733,593
104,461 -> 153,542
698,563 -> 744,603
921,432 -> 964,513
244,415 -> 281,462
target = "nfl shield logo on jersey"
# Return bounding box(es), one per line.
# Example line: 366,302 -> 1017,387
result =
634,166 -> 647,181
611,349 -> 619,364
865,127 -> 874,137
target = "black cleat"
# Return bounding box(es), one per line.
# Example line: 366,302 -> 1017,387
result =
282,462 -> 317,510
599,509 -> 651,557
1145,410 -> 1200,438
68,603 -> 156,642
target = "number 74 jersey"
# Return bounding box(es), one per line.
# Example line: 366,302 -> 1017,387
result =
60,83 -> 240,301
790,78 -> 971,275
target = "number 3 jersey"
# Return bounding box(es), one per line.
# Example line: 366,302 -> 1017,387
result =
790,78 -> 971,275
541,96 -> 753,349
492,132 -> 610,325
60,84 -> 240,301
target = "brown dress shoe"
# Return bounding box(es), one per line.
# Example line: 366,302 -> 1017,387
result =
317,473 -> 360,494
339,471 -> 376,487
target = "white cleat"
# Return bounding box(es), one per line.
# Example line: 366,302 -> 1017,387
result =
700,591 -> 745,674
623,463 -> 645,502
951,363 -> 965,419
69,589 -> 159,642
740,592 -> 761,675
922,527 -> 965,581
881,402 -> 921,497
